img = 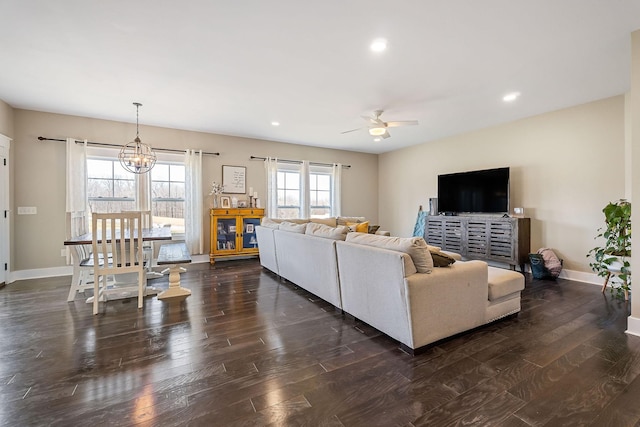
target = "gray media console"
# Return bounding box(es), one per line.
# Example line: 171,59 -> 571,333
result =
425,215 -> 531,272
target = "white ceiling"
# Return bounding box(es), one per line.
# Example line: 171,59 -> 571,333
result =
2,1 -> 640,154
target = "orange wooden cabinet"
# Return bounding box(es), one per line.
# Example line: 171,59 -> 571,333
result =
209,208 -> 264,265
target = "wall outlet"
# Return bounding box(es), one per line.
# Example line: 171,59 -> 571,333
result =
60,249 -> 67,257
17,206 -> 37,215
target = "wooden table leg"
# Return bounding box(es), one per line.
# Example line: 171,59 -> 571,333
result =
158,264 -> 191,299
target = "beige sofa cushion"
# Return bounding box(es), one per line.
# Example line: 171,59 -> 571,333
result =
487,268 -> 525,301
279,222 -> 308,233
261,218 -> 281,229
310,217 -> 337,227
305,222 -> 348,240
345,233 -> 433,273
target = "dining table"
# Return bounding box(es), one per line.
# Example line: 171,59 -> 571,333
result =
63,226 -> 173,246
64,226 -> 173,303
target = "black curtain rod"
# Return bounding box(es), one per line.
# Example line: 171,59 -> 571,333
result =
38,136 -> 220,156
250,156 -> 351,169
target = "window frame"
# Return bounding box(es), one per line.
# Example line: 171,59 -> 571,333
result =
86,156 -> 137,212
275,163 -> 302,219
151,161 -> 186,235
273,162 -> 335,219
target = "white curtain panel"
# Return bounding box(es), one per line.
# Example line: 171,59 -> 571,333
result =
265,157 -> 278,218
184,149 -> 203,254
65,138 -> 88,238
135,172 -> 152,212
300,160 -> 310,218
331,163 -> 342,217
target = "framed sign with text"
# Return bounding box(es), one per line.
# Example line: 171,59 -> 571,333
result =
222,165 -> 246,194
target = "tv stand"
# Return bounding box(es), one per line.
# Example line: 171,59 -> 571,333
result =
425,215 -> 530,272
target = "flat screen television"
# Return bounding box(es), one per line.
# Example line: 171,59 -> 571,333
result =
437,167 -> 509,214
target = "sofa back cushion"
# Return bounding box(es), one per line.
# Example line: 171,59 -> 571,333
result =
345,233 -> 433,273
310,217 -> 337,227
306,222 -> 348,240
279,221 -> 308,233
261,218 -> 281,229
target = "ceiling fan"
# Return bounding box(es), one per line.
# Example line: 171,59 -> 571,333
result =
341,110 -> 418,139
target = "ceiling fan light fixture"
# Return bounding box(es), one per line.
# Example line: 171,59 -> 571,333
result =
503,92 -> 521,102
369,127 -> 387,136
118,102 -> 156,174
370,38 -> 388,52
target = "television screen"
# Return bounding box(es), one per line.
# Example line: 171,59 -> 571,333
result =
437,167 -> 509,214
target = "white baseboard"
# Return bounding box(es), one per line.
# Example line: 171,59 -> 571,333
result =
626,316 -> 640,337
557,268 -> 602,286
9,266 -> 73,282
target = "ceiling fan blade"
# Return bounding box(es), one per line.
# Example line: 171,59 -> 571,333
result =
361,115 -> 381,125
341,127 -> 364,134
381,131 -> 391,139
385,120 -> 419,128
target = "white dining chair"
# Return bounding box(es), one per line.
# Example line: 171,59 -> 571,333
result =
92,212 -> 146,315
122,210 -> 162,277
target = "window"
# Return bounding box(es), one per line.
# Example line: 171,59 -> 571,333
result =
309,167 -> 332,218
87,158 -> 136,213
151,163 -> 185,234
273,162 -> 335,219
276,166 -> 301,219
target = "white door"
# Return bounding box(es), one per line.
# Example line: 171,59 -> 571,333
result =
0,134 -> 10,285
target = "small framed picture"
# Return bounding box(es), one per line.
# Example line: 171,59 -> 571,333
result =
238,201 -> 248,208
220,196 -> 231,209
246,224 -> 254,233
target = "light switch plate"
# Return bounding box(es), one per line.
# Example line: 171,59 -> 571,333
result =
17,206 -> 37,215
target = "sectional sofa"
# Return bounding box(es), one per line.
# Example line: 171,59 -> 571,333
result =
255,219 -> 524,353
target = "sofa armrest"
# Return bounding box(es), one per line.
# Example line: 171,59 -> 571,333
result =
405,260 -> 488,348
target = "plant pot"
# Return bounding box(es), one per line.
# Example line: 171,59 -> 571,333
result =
603,254 -> 631,274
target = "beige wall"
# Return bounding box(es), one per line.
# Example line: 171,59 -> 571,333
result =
379,96 -> 625,273
12,109 -> 378,271
0,99 -> 14,138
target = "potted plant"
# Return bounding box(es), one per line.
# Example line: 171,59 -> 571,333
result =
587,199 -> 631,299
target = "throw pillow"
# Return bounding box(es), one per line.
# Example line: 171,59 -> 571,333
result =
367,225 -> 381,234
346,221 -> 369,233
279,221 -> 307,233
429,249 -> 456,267
261,218 -> 281,229
337,216 -> 366,226
305,222 -> 348,240
345,233 -> 433,273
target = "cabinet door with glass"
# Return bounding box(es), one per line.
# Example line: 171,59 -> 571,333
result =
214,216 -> 238,252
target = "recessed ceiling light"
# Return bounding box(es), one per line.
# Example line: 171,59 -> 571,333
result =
503,92 -> 521,102
271,121 -> 280,126
370,38 -> 387,52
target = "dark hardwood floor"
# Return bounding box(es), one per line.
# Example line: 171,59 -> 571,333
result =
1,259 -> 639,426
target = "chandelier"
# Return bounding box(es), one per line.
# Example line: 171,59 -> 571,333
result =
118,102 -> 157,174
